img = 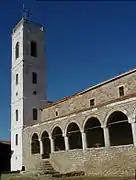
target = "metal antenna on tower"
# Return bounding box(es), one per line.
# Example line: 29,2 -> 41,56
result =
22,4 -> 32,20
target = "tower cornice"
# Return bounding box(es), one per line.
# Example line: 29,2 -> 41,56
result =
12,18 -> 44,36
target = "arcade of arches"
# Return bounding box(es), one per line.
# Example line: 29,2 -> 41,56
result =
31,111 -> 136,158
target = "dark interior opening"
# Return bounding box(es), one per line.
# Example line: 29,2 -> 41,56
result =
41,131 -> 51,159
107,111 -> 133,146
52,127 -> 65,151
67,122 -> 82,150
84,117 -> 104,148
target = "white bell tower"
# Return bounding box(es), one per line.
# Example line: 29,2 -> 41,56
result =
11,16 -> 47,171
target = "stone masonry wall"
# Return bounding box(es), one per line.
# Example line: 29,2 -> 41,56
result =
41,70 -> 136,122
22,69 -> 136,177
22,127 -> 42,171
50,145 -> 136,177
24,99 -> 136,139
22,98 -> 136,176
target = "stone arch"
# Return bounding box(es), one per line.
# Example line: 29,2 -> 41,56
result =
50,124 -> 64,136
104,108 -> 128,127
30,131 -> 40,140
41,130 -> 51,159
107,111 -> 133,146
66,122 -> 82,150
31,133 -> 40,154
64,120 -> 82,136
52,126 -> 65,151
83,114 -> 102,130
131,106 -> 136,122
84,117 -> 104,148
39,129 -> 50,140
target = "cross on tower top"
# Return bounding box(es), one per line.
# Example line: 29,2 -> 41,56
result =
22,4 -> 32,20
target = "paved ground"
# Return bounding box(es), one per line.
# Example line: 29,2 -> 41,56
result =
6,176 -> 134,180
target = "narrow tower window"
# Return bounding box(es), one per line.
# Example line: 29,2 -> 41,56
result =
33,91 -> 37,95
15,134 -> 18,146
56,111 -> 58,116
30,41 -> 37,57
16,74 -> 18,85
119,86 -> 124,97
16,110 -> 18,121
32,72 -> 37,84
15,42 -> 19,59
33,108 -> 38,120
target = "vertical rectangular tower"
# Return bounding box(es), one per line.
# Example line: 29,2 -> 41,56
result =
11,18 -> 46,171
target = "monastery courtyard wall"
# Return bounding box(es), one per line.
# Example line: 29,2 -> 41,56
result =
22,69 -> 136,177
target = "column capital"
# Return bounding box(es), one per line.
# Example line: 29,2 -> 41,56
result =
128,116 -> 136,123
101,125 -> 107,128
63,132 -> 67,137
49,135 -> 52,139
81,130 -> 85,133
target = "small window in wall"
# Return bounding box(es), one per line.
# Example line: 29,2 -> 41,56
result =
90,99 -> 95,107
33,91 -> 37,95
32,72 -> 37,84
15,134 -> 18,146
16,110 -> 18,121
33,108 -> 38,120
30,41 -> 37,57
56,111 -> 58,116
15,42 -> 19,59
119,86 -> 124,97
16,74 -> 18,85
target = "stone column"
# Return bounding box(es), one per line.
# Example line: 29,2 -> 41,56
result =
128,117 -> 136,146
81,131 -> 87,150
64,135 -> 69,151
39,139 -> 43,155
102,125 -> 110,147
49,136 -> 54,153
131,122 -> 136,146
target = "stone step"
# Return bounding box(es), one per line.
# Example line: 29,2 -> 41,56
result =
40,161 -> 53,168
38,160 -> 61,177
42,163 -> 53,167
44,170 -> 59,174
52,171 -> 85,178
39,168 -> 56,172
39,165 -> 54,170
41,160 -> 51,164
41,164 -> 53,168
39,168 -> 54,171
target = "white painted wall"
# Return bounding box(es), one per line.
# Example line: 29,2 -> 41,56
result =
11,19 -> 46,171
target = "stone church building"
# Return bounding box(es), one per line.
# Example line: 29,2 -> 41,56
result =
11,17 -> 136,177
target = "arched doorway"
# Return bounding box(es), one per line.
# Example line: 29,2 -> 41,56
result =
31,133 -> 40,154
84,117 -> 104,148
67,122 -> 82,150
52,127 -> 65,151
107,111 -> 133,146
41,131 -> 51,158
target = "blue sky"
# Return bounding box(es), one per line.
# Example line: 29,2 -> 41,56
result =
0,1 -> 136,140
